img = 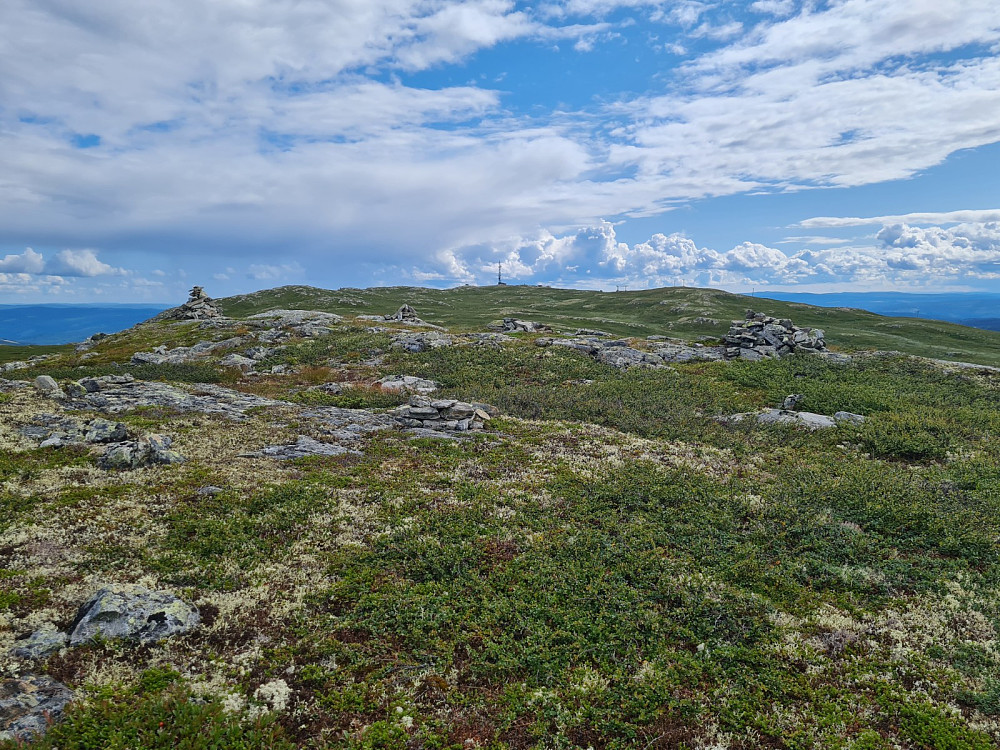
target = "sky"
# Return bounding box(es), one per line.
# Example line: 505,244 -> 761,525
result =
1,0 -> 1000,303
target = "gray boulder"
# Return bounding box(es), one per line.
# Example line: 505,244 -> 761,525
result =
69,584 -> 200,645
219,353 -> 257,371
9,625 -> 68,661
833,411 -> 866,425
99,434 -> 186,469
0,675 -> 74,741
33,375 -> 65,399
249,435 -> 352,460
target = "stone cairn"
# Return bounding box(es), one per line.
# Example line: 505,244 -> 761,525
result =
156,286 -> 224,321
723,309 -> 826,361
391,395 -> 498,432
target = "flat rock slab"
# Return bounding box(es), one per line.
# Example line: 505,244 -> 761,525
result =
248,435 -> 353,460
10,625 -> 68,661
65,380 -> 288,421
722,409 -> 866,430
0,675 -> 74,742
378,375 -> 439,394
247,309 -> 344,327
70,584 -> 200,645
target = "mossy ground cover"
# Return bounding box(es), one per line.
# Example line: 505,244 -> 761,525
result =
2,305 -> 1000,748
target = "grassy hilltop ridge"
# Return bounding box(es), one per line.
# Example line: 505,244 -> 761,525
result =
220,284 -> 1000,367
1,284 -> 1000,748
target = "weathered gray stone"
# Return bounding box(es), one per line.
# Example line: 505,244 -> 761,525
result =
391,331 -> 453,353
69,584 -> 200,645
833,411 -> 866,425
489,318 -> 551,333
781,394 -> 804,410
152,286 -> 225,322
0,674 -> 74,741
390,395 -> 496,433
10,625 -> 68,661
249,435 -> 352,460
99,434 -> 186,469
378,375 -> 438,394
219,353 -> 257,371
33,375 -> 65,399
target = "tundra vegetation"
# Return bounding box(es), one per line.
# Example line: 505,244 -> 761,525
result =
1,285 -> 1000,749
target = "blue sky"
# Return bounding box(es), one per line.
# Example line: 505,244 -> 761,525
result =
1,0 -> 1000,302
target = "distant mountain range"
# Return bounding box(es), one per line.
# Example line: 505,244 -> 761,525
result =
757,291 -> 1000,331
0,304 -> 169,345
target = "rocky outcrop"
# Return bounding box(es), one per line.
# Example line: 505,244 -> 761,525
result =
64,378 -> 287,421
247,309 -> 342,337
99,434 -> 186,469
131,336 -> 243,365
391,396 -> 497,432
387,304 -> 420,322
69,584 -> 200,645
378,375 -> 439,394
721,409 -> 866,430
489,318 -> 551,333
154,286 -> 224,322
245,435 -> 353,460
0,675 -> 74,742
20,414 -> 129,447
723,310 -> 826,361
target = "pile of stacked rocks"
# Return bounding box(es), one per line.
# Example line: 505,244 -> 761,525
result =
391,395 -> 498,432
723,310 -> 826,361
154,286 -> 224,322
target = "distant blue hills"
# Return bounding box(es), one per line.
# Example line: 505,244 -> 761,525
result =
0,304 -> 169,345
757,291 -> 1000,331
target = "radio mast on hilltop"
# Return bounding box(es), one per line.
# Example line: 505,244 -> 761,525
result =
497,262 -> 507,286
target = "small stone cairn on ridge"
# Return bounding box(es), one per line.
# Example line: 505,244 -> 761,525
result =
391,395 -> 498,432
156,286 -> 224,321
724,309 -> 826,361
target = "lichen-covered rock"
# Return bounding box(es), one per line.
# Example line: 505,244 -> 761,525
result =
69,584 -> 200,645
99,434 -> 186,469
489,318 -> 551,333
33,375 -> 65,399
131,337 -> 243,366
20,415 -> 130,447
219,353 -> 257,371
378,375 -> 438,394
594,345 -> 664,369
9,625 -> 68,661
391,331 -> 453,353
0,675 -> 74,741
248,435 -> 352,460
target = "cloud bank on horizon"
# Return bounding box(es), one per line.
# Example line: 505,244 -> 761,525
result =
1,0 -> 999,301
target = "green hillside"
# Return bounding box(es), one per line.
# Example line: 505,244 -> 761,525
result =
220,284 -> 1000,366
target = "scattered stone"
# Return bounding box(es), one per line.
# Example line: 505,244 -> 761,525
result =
69,584 -> 200,645
650,343 -> 725,363
153,286 -> 225,322
33,375 -> 65,399
489,318 -> 551,333
219,353 -> 257,371
20,415 -> 130,447
99,434 -> 186,469
74,332 -> 109,353
391,395 -> 497,432
0,675 -> 74,742
462,332 -> 515,346
781,394 -> 804,410
9,625 -> 68,661
391,331 -> 453,353
723,310 -> 826,360
196,485 -> 226,496
247,309 -> 343,329
246,435 -> 352,460
0,361 -> 28,373
574,328 -> 612,337
378,375 -> 439,394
